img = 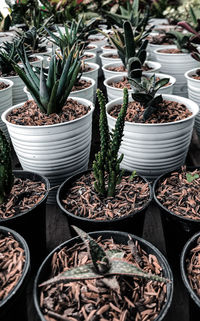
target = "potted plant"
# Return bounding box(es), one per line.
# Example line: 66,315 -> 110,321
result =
57,88 -> 153,236
0,128 -> 49,269
180,231 -> 200,321
0,226 -> 30,321
33,226 -> 173,321
106,74 -> 199,179
1,46 -> 94,204
0,77 -> 13,138
153,166 -> 200,270
146,32 -> 175,61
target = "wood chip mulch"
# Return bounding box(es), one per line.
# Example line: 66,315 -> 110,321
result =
39,237 -> 167,321
0,81 -> 9,90
0,232 -> 25,300
156,167 -> 200,220
0,177 -> 47,219
103,54 -> 119,59
185,236 -> 200,298
109,77 -> 170,90
104,45 -> 115,49
158,48 -> 182,54
106,64 -> 152,72
82,64 -> 94,73
72,80 -> 92,92
7,99 -> 91,126
61,172 -> 150,221
109,100 -> 192,124
82,54 -> 94,60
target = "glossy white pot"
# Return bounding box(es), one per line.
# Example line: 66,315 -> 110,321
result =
0,78 -> 13,139
4,75 -> 26,105
102,60 -> 161,79
147,43 -> 174,61
185,68 -> 200,139
82,51 -> 97,64
154,46 -> 200,97
1,97 -> 94,203
82,63 -> 99,101
84,44 -> 98,55
99,51 -> 121,66
104,72 -> 176,102
101,45 -> 117,54
106,94 -> 199,179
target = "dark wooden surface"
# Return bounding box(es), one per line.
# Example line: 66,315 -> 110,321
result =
10,75 -> 200,320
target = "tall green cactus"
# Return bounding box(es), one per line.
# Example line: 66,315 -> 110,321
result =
92,87 -> 129,198
0,130 -> 14,205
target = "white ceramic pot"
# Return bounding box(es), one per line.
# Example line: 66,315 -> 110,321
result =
185,68 -> 200,139
84,44 -> 98,55
104,72 -> 176,102
101,45 -> 117,54
0,78 -> 13,139
102,61 -> 161,80
4,75 -> 27,105
24,76 -> 95,104
99,51 -> 121,66
82,62 -> 99,101
1,97 -> 94,203
147,43 -> 175,61
154,46 -> 200,97
88,34 -> 107,50
106,94 -> 199,179
34,48 -> 52,67
18,55 -> 44,68
82,51 -> 97,64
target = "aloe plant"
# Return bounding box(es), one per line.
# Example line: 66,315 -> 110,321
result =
130,74 -> 170,121
4,46 -> 81,115
15,26 -> 47,54
40,226 -> 169,288
0,129 -> 14,205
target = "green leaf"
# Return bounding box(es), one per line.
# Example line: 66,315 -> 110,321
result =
40,66 -> 49,110
154,78 -> 170,91
46,80 -> 59,115
132,93 -> 152,106
124,21 -> 135,62
186,172 -> 199,183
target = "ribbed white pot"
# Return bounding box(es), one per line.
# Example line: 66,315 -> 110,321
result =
154,46 -> 200,97
101,45 -> 117,54
88,34 -> 107,50
102,60 -> 161,79
82,63 -> 100,101
82,51 -> 97,64
99,51 -> 121,66
147,43 -> 174,61
4,75 -> 27,105
106,94 -> 199,179
18,55 -> 44,68
104,72 -> 176,102
24,76 -> 95,104
1,97 -> 94,203
84,44 -> 98,55
185,68 -> 200,138
34,48 -> 52,67
0,78 -> 13,139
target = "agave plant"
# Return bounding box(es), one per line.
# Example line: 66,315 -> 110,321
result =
0,129 -> 14,205
130,74 -> 170,121
15,26 -> 47,54
4,46 -> 81,115
40,226 -> 169,288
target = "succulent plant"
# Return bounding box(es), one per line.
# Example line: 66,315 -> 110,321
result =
15,26 -> 47,54
0,40 -> 24,76
4,46 -> 81,115
92,88 -> 129,198
166,30 -> 198,54
40,226 -> 169,288
130,74 -> 170,121
177,20 -> 200,61
0,129 -> 14,205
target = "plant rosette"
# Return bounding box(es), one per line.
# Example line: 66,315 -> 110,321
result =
102,61 -> 161,80
153,166 -> 200,269
0,226 -> 30,321
185,68 -> 200,139
0,78 -> 13,139
99,51 -> 121,67
104,73 -> 176,102
106,95 -> 199,179
154,45 -> 200,97
56,169 -> 153,237
82,62 -> 100,103
0,170 -> 49,270
33,230 -> 173,321
180,231 -> 200,320
1,98 -> 94,204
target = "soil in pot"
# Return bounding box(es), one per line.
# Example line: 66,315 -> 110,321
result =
106,63 -> 153,72
158,48 -> 182,54
36,231 -> 173,321
82,64 -> 94,73
57,170 -> 152,237
109,100 -> 191,124
147,34 -> 174,45
7,99 -> 91,126
190,69 -> 200,80
109,77 -> 171,90
71,79 -> 92,92
0,82 -> 9,90
0,227 -> 30,321
154,166 -> 200,270
81,54 -> 94,60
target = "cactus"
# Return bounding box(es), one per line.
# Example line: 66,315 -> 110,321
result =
93,87 -> 129,198
0,130 -> 14,205
40,226 -> 169,288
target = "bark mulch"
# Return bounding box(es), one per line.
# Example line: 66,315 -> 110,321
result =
82,54 -> 94,60
186,236 -> 200,298
61,172 -> 150,221
82,64 -> 94,73
72,79 -> 92,92
158,48 -> 182,54
103,54 -> 120,59
7,99 -> 91,126
106,64 -> 153,72
0,177 -> 47,219
156,167 -> 200,220
109,100 -> 192,124
39,237 -> 167,321
109,77 -> 170,90
0,82 -> 9,90
0,232 -> 25,300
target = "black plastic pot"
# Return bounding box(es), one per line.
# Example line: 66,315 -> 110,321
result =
0,170 -> 50,272
153,167 -> 200,269
33,230 -> 173,321
56,169 -> 153,237
0,226 -> 30,321
181,232 -> 200,321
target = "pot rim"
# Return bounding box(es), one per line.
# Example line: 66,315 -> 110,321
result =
0,77 -> 14,91
102,60 -> 161,73
154,45 -> 190,56
184,67 -> 200,82
82,62 -> 100,74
